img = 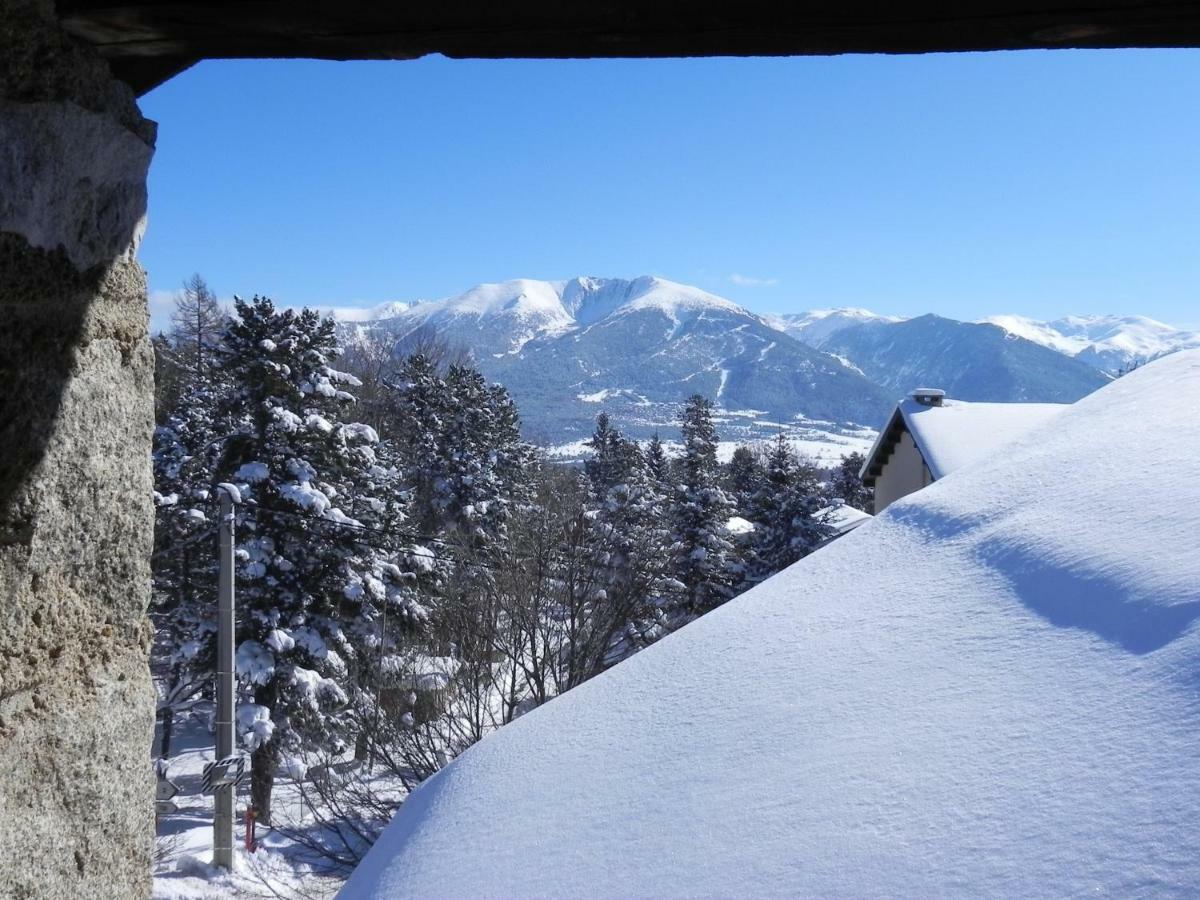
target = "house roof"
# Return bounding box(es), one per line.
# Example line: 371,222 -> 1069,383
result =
820,502 -> 873,535
860,395 -> 1067,484
339,350 -> 1200,899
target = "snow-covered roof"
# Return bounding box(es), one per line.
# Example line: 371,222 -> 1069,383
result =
861,394 -> 1067,483
341,350 -> 1200,898
819,502 -> 872,535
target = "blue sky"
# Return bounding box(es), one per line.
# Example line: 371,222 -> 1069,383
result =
140,50 -> 1200,329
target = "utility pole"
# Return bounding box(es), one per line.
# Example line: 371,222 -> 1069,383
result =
212,484 -> 238,869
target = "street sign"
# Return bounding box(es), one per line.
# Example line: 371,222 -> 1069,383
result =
201,755 -> 247,794
156,777 -> 179,802
155,800 -> 179,817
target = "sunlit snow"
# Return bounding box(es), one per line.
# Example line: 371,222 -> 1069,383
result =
342,350 -> 1200,899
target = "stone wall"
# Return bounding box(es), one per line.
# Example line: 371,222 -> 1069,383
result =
0,1 -> 157,896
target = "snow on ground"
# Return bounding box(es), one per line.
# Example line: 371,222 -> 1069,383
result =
542,422 -> 876,467
153,712 -> 352,899
341,350 -> 1200,898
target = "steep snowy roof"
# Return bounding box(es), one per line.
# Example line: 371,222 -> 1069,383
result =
862,395 -> 1067,483
341,351 -> 1200,899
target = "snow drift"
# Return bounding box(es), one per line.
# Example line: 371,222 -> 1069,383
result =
341,351 -> 1200,898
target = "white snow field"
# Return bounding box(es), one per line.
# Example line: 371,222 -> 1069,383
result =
341,350 -> 1200,899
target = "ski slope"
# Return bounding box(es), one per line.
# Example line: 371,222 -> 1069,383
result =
342,350 -> 1200,899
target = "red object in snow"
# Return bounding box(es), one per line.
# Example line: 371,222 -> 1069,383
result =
245,806 -> 258,853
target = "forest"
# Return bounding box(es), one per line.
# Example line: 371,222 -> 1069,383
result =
150,277 -> 871,869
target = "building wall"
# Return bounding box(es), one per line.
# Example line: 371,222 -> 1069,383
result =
0,2 -> 156,895
874,430 -> 934,512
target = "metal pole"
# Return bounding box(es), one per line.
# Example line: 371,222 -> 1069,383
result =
213,487 -> 236,869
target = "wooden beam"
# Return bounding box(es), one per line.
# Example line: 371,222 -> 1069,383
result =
55,1 -> 1200,95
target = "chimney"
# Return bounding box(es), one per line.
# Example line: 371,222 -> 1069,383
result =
910,388 -> 945,407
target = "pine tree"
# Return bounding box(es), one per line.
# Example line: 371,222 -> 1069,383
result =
745,434 -> 833,584
152,333 -> 186,425
829,451 -> 873,512
669,395 -> 736,617
387,357 -> 534,545
585,412 -> 645,498
579,417 -> 674,659
644,432 -> 672,488
386,354 -> 450,535
437,365 -> 535,546
151,355 -> 231,758
725,444 -> 763,516
208,296 -> 421,824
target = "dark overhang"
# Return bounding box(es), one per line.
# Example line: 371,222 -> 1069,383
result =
56,1 -> 1200,95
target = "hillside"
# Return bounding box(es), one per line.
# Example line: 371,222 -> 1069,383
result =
821,313 -> 1111,402
341,350 -> 1200,898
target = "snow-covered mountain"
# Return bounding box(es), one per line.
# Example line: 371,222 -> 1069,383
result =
774,307 -> 1198,378
766,307 -> 902,346
356,277 -> 895,444
982,313 -> 1200,373
341,349 -> 1200,899
819,314 -> 1111,403
338,281 -> 1186,444
327,300 -> 412,322
377,278 -> 577,357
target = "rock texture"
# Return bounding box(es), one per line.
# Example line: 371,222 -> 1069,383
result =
0,1 -> 157,896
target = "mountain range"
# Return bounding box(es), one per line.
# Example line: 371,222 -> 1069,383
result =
979,313 -> 1200,373
335,276 -> 1193,450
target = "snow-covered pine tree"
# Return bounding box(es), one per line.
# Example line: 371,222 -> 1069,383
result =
376,356 -> 536,772
580,415 -> 674,662
669,394 -> 736,617
584,413 -> 625,496
210,297 -> 422,824
829,451 -> 873,513
387,357 -> 534,547
437,365 -> 535,547
152,333 -> 186,425
151,349 -> 231,758
724,444 -> 763,517
644,432 -> 673,489
386,354 -> 451,535
744,434 -> 833,585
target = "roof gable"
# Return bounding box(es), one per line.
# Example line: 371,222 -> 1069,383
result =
861,396 -> 1067,483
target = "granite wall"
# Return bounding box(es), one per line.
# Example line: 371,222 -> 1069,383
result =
0,1 -> 157,896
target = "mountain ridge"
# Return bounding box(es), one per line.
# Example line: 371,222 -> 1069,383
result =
333,276 -> 1176,446
343,276 -> 895,446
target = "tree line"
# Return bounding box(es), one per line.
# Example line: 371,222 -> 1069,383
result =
150,275 -> 872,863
